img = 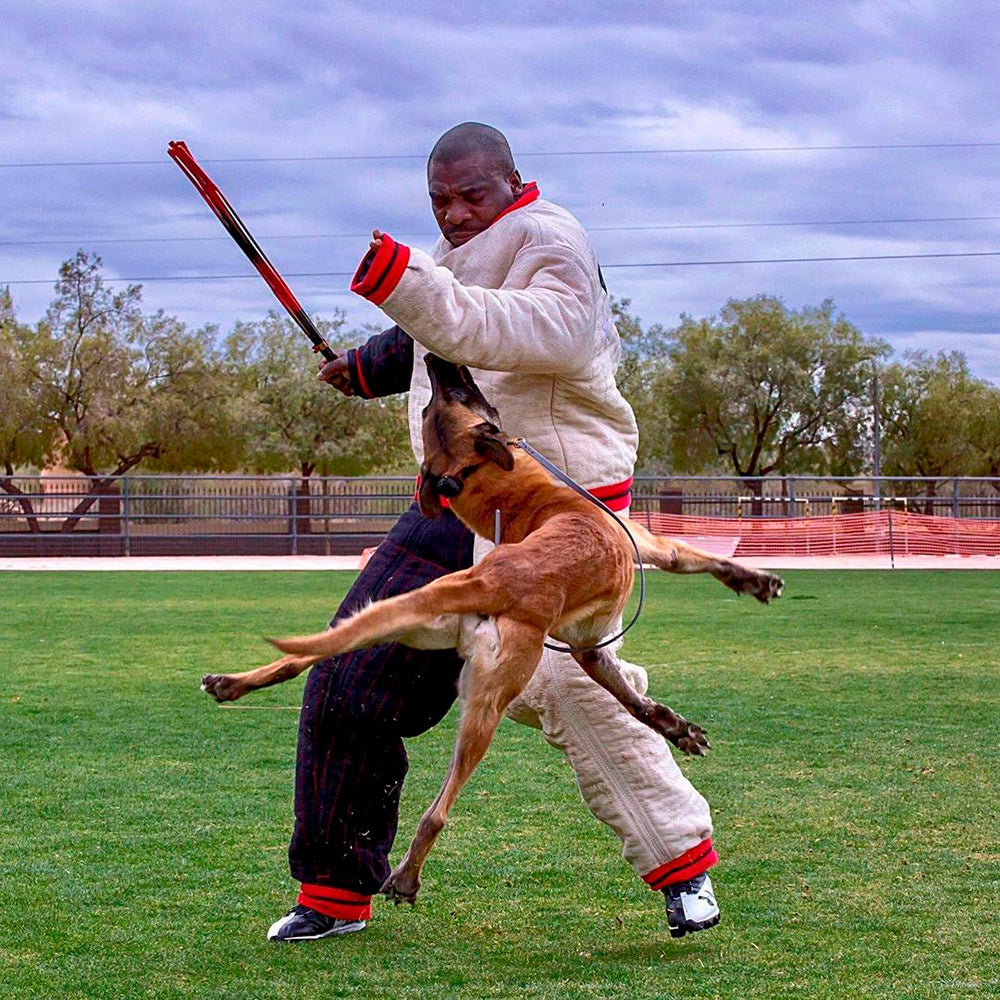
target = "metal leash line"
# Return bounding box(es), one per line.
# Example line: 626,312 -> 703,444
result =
508,438 -> 646,654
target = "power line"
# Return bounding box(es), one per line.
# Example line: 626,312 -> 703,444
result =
2,140 -> 1000,169
602,250 -> 1000,268
4,249 -> 998,286
3,214 -> 1000,248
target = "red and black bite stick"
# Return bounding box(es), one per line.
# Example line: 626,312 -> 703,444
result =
167,140 -> 336,362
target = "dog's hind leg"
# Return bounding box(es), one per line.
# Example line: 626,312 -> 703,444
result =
380,617 -> 545,905
571,648 -> 710,756
269,568 -> 508,660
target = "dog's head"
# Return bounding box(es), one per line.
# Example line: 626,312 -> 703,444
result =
418,353 -> 514,518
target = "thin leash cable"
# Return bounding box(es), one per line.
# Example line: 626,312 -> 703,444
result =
508,438 -> 646,654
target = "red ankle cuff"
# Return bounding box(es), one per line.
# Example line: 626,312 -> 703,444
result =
643,838 -> 718,891
297,883 -> 372,921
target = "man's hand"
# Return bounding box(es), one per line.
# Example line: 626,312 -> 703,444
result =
317,351 -> 356,396
370,229 -> 383,253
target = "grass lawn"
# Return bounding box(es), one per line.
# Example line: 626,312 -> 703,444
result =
1,569 -> 998,999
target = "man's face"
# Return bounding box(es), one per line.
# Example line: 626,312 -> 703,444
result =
427,151 -> 522,247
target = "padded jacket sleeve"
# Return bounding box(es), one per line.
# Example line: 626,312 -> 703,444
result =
351,235 -> 598,376
345,324 -> 414,398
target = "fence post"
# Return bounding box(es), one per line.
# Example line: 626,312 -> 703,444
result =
122,476 -> 131,557
787,478 -> 796,517
952,477 -> 960,519
289,478 -> 298,556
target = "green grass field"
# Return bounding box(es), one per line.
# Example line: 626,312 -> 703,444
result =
2,569 -> 998,1000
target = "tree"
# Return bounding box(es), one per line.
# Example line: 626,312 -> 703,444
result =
32,252 -> 236,531
0,288 -> 55,530
662,295 -> 888,491
611,298 -> 673,471
224,311 -> 412,480
879,351 -> 998,506
971,384 -> 1000,486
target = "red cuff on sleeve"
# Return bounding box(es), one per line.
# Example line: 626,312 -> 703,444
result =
351,233 -> 411,306
349,348 -> 374,398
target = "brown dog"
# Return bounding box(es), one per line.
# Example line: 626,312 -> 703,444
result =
202,354 -> 782,903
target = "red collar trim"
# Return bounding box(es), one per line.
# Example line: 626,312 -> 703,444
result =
490,181 -> 539,227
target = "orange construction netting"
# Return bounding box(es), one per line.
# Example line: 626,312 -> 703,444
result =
632,510 -> 1000,557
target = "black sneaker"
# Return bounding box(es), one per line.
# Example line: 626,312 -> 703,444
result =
266,904 -> 366,942
664,874 -> 720,938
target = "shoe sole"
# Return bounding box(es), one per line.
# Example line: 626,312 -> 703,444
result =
668,913 -> 720,939
268,920 -> 366,942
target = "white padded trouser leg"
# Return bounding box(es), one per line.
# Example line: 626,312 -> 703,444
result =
473,528 -> 713,876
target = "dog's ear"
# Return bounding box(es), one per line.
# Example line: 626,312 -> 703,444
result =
473,423 -> 514,471
417,468 -> 443,518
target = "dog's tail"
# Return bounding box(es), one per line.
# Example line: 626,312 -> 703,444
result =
622,518 -> 784,604
269,567 -> 510,658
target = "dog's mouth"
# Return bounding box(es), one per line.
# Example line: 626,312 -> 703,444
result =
424,463 -> 483,502
435,475 -> 463,499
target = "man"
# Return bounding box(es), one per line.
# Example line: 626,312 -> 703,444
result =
267,123 -> 720,942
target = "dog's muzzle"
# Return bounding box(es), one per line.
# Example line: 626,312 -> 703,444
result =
435,475 -> 463,499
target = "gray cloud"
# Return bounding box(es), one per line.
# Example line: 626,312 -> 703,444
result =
1,0 -> 997,379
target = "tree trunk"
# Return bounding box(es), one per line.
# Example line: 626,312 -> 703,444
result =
0,476 -> 42,533
58,444 -> 158,533
295,477 -> 313,535
742,477 -> 765,516
923,479 -> 937,516
59,476 -> 118,533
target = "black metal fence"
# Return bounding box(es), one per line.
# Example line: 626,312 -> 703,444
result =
2,473 -> 999,557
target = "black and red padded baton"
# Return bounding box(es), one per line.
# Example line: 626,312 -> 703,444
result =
167,140 -> 337,362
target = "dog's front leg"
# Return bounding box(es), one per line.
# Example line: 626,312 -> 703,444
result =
628,522 -> 784,603
201,653 -> 320,703
571,648 -> 710,755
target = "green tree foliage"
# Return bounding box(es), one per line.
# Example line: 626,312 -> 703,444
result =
612,298 -> 673,471
224,311 -> 412,480
662,295 -> 889,487
972,385 -> 1000,484
879,351 -> 999,479
32,252 -> 237,529
0,288 -> 55,529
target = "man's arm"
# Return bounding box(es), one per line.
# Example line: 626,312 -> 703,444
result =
318,325 -> 414,397
351,234 -> 598,375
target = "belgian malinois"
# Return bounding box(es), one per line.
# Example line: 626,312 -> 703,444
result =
202,354 -> 782,903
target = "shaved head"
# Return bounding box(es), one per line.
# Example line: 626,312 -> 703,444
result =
428,122 -> 515,176
426,122 -> 523,247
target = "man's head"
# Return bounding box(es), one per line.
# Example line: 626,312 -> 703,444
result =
427,123 -> 522,247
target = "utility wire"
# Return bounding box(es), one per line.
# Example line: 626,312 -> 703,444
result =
4,249 -> 999,286
3,214 -> 1000,248
2,140 -> 1000,168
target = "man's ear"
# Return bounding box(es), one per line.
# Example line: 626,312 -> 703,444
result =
473,424 -> 514,471
418,471 -> 443,518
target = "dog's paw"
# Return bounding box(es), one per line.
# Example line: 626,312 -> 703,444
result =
721,565 -> 784,603
380,867 -> 420,905
200,673 -> 247,703
674,720 -> 711,756
754,570 -> 784,603
647,704 -> 711,755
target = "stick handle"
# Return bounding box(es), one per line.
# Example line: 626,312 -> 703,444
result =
167,140 -> 337,362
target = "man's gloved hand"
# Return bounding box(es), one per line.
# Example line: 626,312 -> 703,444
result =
317,351 -> 355,396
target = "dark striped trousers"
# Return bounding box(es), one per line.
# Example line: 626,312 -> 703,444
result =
289,503 -> 475,893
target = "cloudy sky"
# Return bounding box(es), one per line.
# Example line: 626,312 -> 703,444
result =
2,1 -> 998,378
